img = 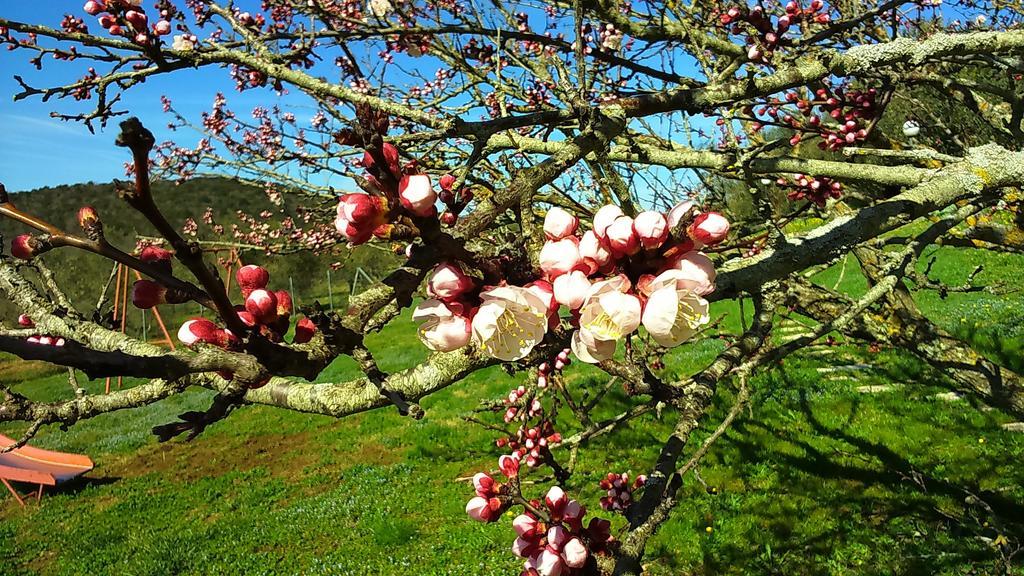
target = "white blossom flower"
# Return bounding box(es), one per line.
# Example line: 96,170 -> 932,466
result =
641,270 -> 710,347
471,285 -> 549,361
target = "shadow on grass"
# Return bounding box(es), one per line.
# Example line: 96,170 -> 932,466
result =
711,396 -> 1021,575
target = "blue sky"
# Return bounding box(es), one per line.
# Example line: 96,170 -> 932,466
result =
0,2 -> 283,192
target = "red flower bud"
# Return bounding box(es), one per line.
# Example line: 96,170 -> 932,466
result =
293,317 -> 317,344
131,279 -> 167,309
83,1 -> 106,16
77,205 -> 100,228
439,173 -> 456,191
124,10 -> 147,32
17,314 -> 33,328
274,290 -> 293,318
235,265 -> 270,296
177,318 -> 220,346
245,289 -> 278,324
11,234 -> 39,260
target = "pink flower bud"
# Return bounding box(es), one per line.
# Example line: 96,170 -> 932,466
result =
665,251 -> 717,296
237,309 -> 257,327
427,263 -> 473,301
293,317 -> 317,343
337,193 -> 382,226
562,538 -> 588,568
18,314 -> 33,328
553,270 -> 590,310
124,10 -> 147,31
177,318 -> 220,346
245,289 -> 278,324
235,265 -> 269,295
498,454 -> 520,478
420,314 -> 471,352
336,194 -> 385,245
140,246 -> 173,274
513,514 -> 538,537
633,211 -> 669,250
10,234 -> 37,260
439,173 -> 456,191
473,472 -> 495,497
131,279 -> 167,309
524,280 -> 557,315
465,496 -> 496,522
547,525 -> 569,550
592,204 -> 624,239
83,1 -> 106,16
605,216 -> 640,257
534,548 -> 565,576
687,212 -> 730,246
398,174 -> 437,217
545,486 -> 567,512
667,200 -> 696,230
381,142 -> 401,176
539,238 -> 581,279
578,230 -> 612,271
543,207 -> 579,240
154,20 -> 171,35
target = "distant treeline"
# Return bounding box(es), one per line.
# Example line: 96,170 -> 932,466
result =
0,177 -> 400,339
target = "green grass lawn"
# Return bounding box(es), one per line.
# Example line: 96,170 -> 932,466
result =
1,245 -> 1023,575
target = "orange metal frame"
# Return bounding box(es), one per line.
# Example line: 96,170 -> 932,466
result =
0,434 -> 94,507
102,247 -> 242,394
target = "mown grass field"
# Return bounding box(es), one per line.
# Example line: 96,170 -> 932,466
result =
1,244 -> 1023,576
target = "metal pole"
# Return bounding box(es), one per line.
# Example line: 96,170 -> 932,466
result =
290,276 -> 296,307
327,269 -> 334,311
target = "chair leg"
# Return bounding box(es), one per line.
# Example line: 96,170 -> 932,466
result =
1,478 -> 26,507
36,484 -> 44,501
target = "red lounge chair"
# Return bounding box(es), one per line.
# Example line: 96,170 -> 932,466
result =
0,434 -> 94,506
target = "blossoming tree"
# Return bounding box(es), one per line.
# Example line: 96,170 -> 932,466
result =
1,0 -> 1023,573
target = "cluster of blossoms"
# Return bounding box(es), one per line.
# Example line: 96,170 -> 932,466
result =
82,0 -> 173,46
13,315 -> 67,347
598,472 -> 646,512
437,173 -> 475,226
134,263 -> 316,383
536,349 -> 571,388
747,82 -> 878,150
777,174 -> 843,207
412,263 -> 550,360
716,0 -> 830,62
466,456 -> 615,576
497,420 -> 563,470
412,202 -> 729,363
335,142 -> 443,244
542,203 -> 727,362
465,454 -> 521,522
503,385 -> 543,423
